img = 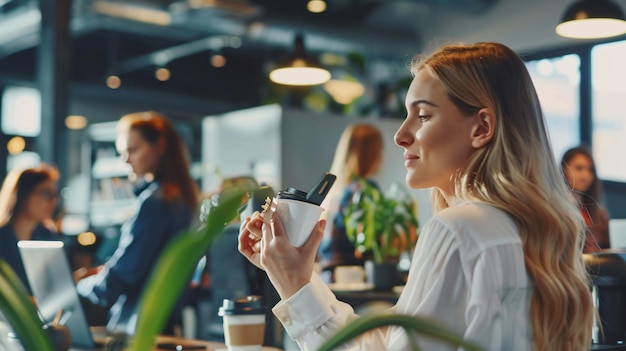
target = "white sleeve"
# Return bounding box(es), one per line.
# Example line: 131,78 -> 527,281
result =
272,273 -> 387,351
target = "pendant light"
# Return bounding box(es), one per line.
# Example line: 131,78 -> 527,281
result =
269,33 -> 331,86
556,0 -> 626,39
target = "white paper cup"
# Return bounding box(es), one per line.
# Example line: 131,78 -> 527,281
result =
275,198 -> 324,247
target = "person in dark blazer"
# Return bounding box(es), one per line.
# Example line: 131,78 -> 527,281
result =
76,111 -> 198,335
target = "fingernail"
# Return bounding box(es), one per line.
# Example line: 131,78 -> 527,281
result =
320,219 -> 327,230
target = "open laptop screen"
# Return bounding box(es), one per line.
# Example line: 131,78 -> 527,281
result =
17,240 -> 96,349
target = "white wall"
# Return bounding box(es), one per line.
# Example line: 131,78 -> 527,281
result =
280,108 -> 433,226
202,104 -> 282,193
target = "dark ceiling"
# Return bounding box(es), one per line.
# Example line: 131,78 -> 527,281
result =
0,0 -> 498,108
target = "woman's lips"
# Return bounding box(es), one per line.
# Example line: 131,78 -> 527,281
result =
403,153 -> 419,167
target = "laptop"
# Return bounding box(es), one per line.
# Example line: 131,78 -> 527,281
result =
609,219 -> 626,249
18,240 -> 106,349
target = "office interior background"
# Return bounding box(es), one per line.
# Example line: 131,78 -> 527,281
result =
0,0 -> 625,246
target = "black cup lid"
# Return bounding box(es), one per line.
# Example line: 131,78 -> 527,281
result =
276,187 -> 307,201
218,295 -> 266,316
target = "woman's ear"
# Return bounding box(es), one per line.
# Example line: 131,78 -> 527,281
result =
471,108 -> 495,149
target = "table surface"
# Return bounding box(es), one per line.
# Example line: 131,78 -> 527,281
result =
69,335 -> 226,351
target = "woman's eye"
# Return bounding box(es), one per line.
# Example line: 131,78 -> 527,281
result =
418,114 -> 430,121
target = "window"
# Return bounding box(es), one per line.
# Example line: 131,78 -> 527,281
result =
1,86 -> 41,137
525,55 -> 581,160
591,41 -> 626,182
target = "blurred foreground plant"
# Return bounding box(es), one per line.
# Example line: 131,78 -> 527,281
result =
318,314 -> 483,351
0,260 -> 55,351
128,183 -> 256,351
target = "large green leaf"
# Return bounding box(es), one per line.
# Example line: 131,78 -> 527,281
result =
0,260 -> 55,351
318,314 -> 483,351
128,184 -> 255,351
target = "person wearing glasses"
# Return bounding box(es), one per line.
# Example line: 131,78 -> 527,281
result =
0,164 -> 61,293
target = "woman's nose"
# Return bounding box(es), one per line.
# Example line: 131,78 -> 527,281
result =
394,121 -> 412,147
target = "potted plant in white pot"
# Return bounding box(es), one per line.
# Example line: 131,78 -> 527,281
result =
344,178 -> 419,290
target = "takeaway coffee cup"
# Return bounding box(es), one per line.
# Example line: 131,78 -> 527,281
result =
219,295 -> 266,351
274,173 -> 335,248
274,195 -> 324,248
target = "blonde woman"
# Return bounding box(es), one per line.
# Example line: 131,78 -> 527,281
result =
239,42 -> 594,350
318,123 -> 384,271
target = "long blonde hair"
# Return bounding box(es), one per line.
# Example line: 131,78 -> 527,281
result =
323,123 -> 383,217
412,42 -> 593,350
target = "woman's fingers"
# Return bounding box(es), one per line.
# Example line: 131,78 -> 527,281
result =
245,212 -> 264,240
302,219 -> 326,257
238,215 -> 264,269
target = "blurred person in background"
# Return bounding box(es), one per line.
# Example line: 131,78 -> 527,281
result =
0,164 -> 61,293
317,123 -> 384,272
75,111 -> 199,335
561,146 -> 610,253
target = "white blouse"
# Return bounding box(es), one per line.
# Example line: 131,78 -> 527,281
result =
272,201 -> 533,350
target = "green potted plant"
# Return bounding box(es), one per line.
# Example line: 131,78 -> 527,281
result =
344,178 -> 419,290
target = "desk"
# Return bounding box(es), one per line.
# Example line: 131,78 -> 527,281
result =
333,289 -> 400,311
69,335 -> 226,351
154,335 -> 225,350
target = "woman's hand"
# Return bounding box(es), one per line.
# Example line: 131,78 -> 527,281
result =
238,210 -> 326,300
72,265 -> 104,283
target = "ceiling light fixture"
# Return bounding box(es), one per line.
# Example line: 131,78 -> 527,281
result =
211,53 -> 227,67
155,67 -> 171,81
307,0 -> 327,13
65,115 -> 88,130
556,0 -> 626,39
324,70 -> 365,104
269,33 -> 331,86
106,75 -> 122,89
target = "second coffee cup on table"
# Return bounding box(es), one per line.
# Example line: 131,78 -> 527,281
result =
219,295 -> 266,351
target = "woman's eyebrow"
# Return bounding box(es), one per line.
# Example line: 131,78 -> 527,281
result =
407,99 -> 438,108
